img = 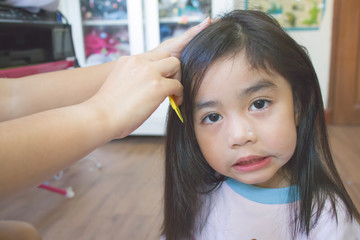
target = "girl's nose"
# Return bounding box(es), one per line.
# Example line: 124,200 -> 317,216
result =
227,117 -> 257,148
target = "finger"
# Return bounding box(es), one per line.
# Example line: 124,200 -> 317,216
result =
151,17 -> 211,58
141,51 -> 171,61
162,77 -> 183,103
192,17 -> 212,34
174,17 -> 211,47
170,93 -> 183,106
154,57 -> 181,79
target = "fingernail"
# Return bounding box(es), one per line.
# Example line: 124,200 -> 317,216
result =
199,17 -> 210,29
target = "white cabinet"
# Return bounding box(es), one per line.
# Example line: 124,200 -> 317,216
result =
59,0 -> 239,135
59,0 -> 144,67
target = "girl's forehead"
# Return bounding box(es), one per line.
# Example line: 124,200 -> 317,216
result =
194,54 -> 290,101
200,54 -> 265,89
210,52 -> 250,71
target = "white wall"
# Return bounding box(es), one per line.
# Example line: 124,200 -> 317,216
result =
287,0 -> 333,108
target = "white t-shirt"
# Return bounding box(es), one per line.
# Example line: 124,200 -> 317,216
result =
195,178 -> 360,240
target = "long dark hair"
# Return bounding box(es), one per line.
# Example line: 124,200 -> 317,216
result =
163,10 -> 360,239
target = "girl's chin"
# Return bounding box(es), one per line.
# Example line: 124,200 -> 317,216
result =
232,173 -> 287,188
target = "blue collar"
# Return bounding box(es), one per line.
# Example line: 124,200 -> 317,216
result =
225,178 -> 299,204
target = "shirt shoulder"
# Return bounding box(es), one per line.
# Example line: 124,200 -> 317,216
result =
309,199 -> 360,239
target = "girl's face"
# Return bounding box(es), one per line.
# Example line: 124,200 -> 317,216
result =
193,53 -> 297,188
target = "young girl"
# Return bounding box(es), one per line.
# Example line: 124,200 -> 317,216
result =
163,10 -> 360,239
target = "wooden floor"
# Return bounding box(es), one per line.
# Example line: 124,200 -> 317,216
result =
0,125 -> 359,240
327,125 -> 360,211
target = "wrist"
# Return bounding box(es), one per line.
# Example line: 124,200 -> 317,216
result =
81,97 -> 128,140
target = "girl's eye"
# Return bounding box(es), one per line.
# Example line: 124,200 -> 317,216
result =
249,99 -> 270,111
202,113 -> 223,124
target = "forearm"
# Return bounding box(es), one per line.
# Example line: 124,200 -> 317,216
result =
0,61 -> 115,121
0,102 -> 113,201
0,53 -> 180,201
0,19 -> 210,202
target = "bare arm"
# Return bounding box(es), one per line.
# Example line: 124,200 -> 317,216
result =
0,52 -> 182,201
0,18 -> 210,202
0,17 -> 210,122
0,102 -> 111,200
0,61 -> 115,121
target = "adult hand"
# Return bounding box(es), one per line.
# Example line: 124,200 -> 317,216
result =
0,17 -> 211,200
88,18 -> 211,139
87,51 -> 182,139
152,17 -> 211,58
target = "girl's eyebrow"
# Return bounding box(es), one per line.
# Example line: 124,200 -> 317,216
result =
238,79 -> 278,99
195,100 -> 221,111
194,79 -> 277,112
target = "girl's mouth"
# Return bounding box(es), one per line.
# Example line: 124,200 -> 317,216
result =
232,156 -> 271,172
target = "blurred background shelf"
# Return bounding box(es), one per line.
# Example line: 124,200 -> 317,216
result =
82,19 -> 128,26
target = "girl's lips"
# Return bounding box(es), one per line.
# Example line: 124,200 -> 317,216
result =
232,156 -> 271,172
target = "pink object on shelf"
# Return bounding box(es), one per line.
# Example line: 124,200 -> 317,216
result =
85,31 -> 106,57
85,30 -> 120,57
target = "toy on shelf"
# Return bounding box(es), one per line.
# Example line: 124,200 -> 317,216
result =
159,0 -> 211,42
81,0 -> 128,20
84,26 -> 130,65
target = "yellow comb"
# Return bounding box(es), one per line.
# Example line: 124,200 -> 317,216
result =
169,96 -> 184,123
